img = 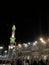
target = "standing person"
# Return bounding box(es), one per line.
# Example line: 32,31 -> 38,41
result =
29,59 -> 32,65
23,59 -> 26,65
33,60 -> 38,65
26,63 -> 29,65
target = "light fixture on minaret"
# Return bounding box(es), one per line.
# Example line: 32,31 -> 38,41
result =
10,25 -> 16,45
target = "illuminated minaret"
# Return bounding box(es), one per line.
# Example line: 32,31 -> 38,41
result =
10,25 -> 16,45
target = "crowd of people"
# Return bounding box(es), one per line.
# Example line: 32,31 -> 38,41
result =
11,58 -> 49,65
0,58 -> 49,65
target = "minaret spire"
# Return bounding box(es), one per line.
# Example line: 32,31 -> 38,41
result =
10,25 -> 16,45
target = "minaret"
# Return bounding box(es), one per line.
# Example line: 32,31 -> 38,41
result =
10,25 -> 16,45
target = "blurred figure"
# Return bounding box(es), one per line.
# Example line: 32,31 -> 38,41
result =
33,60 -> 38,65
40,59 -> 46,65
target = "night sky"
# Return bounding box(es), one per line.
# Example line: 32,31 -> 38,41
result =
0,9 -> 49,47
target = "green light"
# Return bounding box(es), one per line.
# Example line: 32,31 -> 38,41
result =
10,37 -> 16,44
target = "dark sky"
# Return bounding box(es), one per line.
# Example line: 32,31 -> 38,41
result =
0,9 -> 49,46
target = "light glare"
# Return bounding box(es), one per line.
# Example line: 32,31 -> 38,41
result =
18,44 -> 22,48
23,43 -> 28,47
33,41 -> 37,46
40,38 -> 46,44
4,50 -> 7,53
28,42 -> 30,45
0,46 -> 3,49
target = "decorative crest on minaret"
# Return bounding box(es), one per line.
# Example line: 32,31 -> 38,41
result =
10,25 -> 16,45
